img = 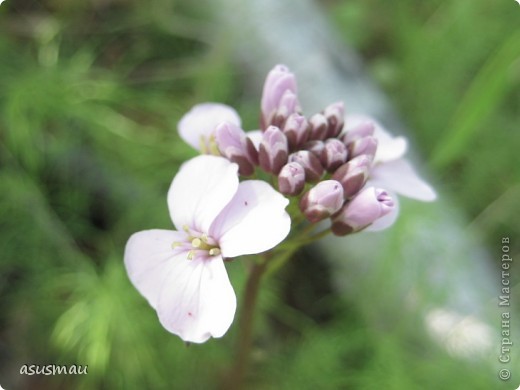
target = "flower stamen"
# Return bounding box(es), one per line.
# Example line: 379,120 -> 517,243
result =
208,248 -> 221,256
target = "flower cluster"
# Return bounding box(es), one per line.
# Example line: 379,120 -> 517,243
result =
125,64 -> 436,344
178,65 -> 436,234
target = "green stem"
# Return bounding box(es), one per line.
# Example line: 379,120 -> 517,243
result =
224,225 -> 331,388
229,259 -> 267,389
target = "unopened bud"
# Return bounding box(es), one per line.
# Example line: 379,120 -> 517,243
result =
308,113 -> 329,141
340,121 -> 375,145
258,126 -> 289,174
300,180 -> 344,223
321,138 -> 348,172
347,136 -> 378,161
283,113 -> 309,150
271,90 -> 300,129
331,155 -> 372,198
288,150 -> 324,183
215,122 -> 258,176
331,187 -> 394,235
278,162 -> 306,196
303,140 -> 325,158
323,101 -> 345,138
261,65 -> 299,129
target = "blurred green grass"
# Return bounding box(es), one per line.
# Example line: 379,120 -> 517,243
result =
0,0 -> 518,389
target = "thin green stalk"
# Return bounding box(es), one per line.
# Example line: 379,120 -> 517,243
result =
226,258 -> 267,389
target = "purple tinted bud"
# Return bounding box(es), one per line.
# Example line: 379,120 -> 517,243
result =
303,140 -> 325,158
261,65 -> 299,129
323,101 -> 345,138
278,162 -> 306,196
258,126 -> 289,174
347,136 -> 378,161
299,181 -> 342,221
271,90 -> 299,129
331,187 -> 394,235
331,155 -> 372,199
308,113 -> 329,141
300,180 -> 344,223
320,138 -> 348,172
288,150 -> 324,183
340,121 -> 375,145
215,122 -> 258,176
283,113 -> 309,150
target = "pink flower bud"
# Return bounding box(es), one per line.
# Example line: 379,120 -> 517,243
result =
299,180 -> 344,223
278,162 -> 306,196
271,90 -> 299,129
288,150 -> 324,183
283,113 -> 309,150
331,155 -> 372,199
331,187 -> 394,235
258,126 -> 289,174
303,140 -> 325,157
323,101 -> 345,138
215,122 -> 258,176
320,138 -> 348,172
347,136 -> 378,161
308,113 -> 329,141
261,65 -> 299,129
340,121 -> 375,145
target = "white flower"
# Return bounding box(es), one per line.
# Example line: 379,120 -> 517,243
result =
178,103 -> 242,153
124,155 -> 290,343
344,115 -> 437,231
178,103 -> 263,154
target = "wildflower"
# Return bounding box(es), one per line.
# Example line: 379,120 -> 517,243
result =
125,155 -> 290,343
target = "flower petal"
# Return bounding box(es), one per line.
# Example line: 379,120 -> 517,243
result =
168,155 -> 239,232
371,159 -> 437,201
210,181 -> 290,258
124,229 -> 188,309
363,189 -> 400,231
156,255 -> 236,343
178,103 -> 241,151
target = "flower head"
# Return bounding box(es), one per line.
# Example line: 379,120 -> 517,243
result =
125,155 -> 290,343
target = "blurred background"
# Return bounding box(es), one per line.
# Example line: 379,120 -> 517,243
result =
0,0 -> 518,389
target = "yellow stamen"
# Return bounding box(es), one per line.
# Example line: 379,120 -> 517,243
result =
191,238 -> 202,248
187,250 -> 195,260
209,248 -> 221,256
208,134 -> 220,156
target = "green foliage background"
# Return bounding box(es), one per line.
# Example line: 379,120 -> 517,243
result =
0,0 -> 518,389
